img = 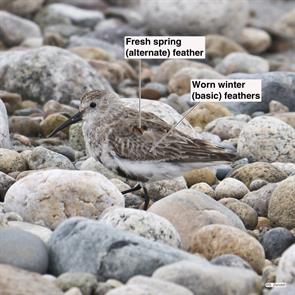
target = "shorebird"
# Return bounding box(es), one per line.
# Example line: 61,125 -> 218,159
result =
49,90 -> 236,209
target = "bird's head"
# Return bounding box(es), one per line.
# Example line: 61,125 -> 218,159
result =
48,90 -> 119,137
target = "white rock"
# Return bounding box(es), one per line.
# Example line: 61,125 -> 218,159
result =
4,170 -> 124,229
0,100 -> 11,149
271,162 -> 295,176
101,207 -> 182,248
277,244 -> 295,283
238,116 -> 295,162
215,178 -> 249,200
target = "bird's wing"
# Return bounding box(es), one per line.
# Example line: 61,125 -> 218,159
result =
108,108 -> 236,162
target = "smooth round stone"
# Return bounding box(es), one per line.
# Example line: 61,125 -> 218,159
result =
205,34 -> 245,59
48,218 -> 208,282
43,100 -> 78,117
262,228 -> 295,260
0,90 -> 22,114
9,116 -> 41,137
0,46 -> 109,104
186,101 -> 231,129
40,113 -> 69,137
277,244 -> 295,283
238,116 -> 295,162
153,261 -> 261,295
184,168 -> 216,187
0,171 -> 15,200
216,52 -> 269,75
272,162 -> 295,176
141,82 -> 168,100
0,11 -> 41,47
0,264 -> 62,295
268,176 -> 295,228
0,148 -> 27,173
148,189 -> 245,251
219,198 -> 258,230
192,224 -> 265,273
100,208 -> 181,248
69,122 -> 86,151
215,178 -> 249,200
249,179 -> 269,191
56,272 -> 97,295
269,100 -> 289,113
216,166 -> 232,181
211,254 -> 253,270
274,9 -> 295,38
190,182 -> 215,198
240,27 -> 271,54
229,162 -> 287,188
26,147 -> 75,170
0,227 -> 48,273
242,183 -> 277,217
0,99 -> 10,149
4,170 -> 124,229
70,46 -> 112,61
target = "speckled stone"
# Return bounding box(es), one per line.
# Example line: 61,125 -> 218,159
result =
0,148 -> 27,173
215,178 -> 249,200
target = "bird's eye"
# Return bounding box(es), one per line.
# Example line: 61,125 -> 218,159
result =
90,102 -> 96,108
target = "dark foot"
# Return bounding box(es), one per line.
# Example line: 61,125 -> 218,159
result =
121,183 -> 141,194
121,183 -> 150,210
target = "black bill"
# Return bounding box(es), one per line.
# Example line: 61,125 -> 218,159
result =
47,111 -> 83,137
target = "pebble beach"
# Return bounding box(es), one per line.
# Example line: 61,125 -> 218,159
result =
0,0 -> 295,294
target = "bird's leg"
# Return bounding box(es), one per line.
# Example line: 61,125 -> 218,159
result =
121,183 -> 142,194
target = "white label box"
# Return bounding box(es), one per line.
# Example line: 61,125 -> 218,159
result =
191,79 -> 262,102
124,36 -> 205,59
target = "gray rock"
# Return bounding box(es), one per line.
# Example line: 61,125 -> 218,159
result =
0,11 -> 41,47
48,218 -> 209,282
27,147 -> 75,170
222,72 -> 295,114
0,0 -> 45,17
56,272 -> 97,295
211,254 -> 253,270
4,170 -> 124,229
100,208 -> 182,248
269,284 -> 295,295
272,162 -> 295,176
237,116 -> 295,162
135,0 -> 249,40
216,52 -> 269,75
0,171 -> 15,200
277,244 -> 295,284
0,99 -> 11,148
69,122 -> 85,151
0,227 -> 48,273
153,261 -> 261,295
242,183 -> 277,217
0,46 -> 110,104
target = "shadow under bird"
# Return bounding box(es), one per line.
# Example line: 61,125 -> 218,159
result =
49,90 -> 237,209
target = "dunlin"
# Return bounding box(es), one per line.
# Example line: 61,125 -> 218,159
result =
49,90 -> 236,209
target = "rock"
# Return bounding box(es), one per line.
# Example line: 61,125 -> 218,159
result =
141,82 -> 168,100
211,254 -> 253,270
135,0 -> 248,39
152,60 -> 210,84
69,122 -> 86,151
7,221 -> 52,245
242,183 -> 277,217
277,244 -> 295,284
262,228 -> 295,260
186,101 -> 231,129
0,171 -> 15,200
249,179 -> 269,191
273,112 -> 295,128
190,182 -> 215,198
64,288 -> 82,295
238,117 -> 295,162
148,189 -> 245,251
269,284 -> 295,295
0,264 -> 63,295
56,272 -> 97,295
230,162 -> 287,188
0,148 -> 27,173
0,11 -> 41,47
268,176 -> 295,229
153,261 -> 261,295
0,90 -> 22,114
44,100 -> 78,116
0,227 -> 48,273
184,168 -> 216,187
9,116 -> 41,137
205,34 -> 245,59
0,99 -> 11,148
48,217 -> 209,282
26,147 -> 75,170
0,46 -> 109,104
192,224 -> 265,273
240,27 -> 271,54
269,100 -> 289,113
95,279 -> 123,295
122,98 -> 197,138
168,68 -> 223,96
215,178 -> 249,200
219,198 -> 258,230
216,52 -> 269,75
222,72 -> 295,115
39,4 -> 104,28
100,208 -> 181,248
256,217 -> 271,231
274,9 -> 295,38
70,46 -> 112,61
204,114 -> 251,140
40,113 -> 69,137
4,170 -> 124,229
272,162 -> 295,176
108,276 -> 194,295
